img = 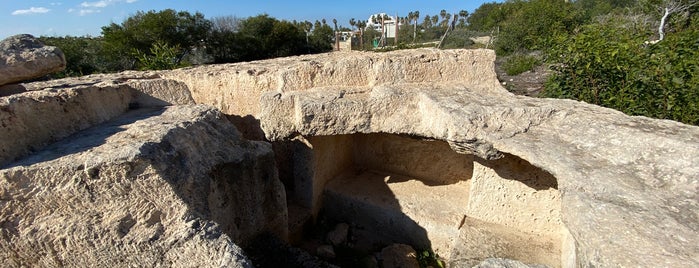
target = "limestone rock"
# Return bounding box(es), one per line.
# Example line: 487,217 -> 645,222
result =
380,244 -> 419,268
257,53 -> 699,267
472,258 -> 549,268
0,75 -> 194,167
316,245 -> 336,259
326,222 -> 349,246
0,34 -> 66,86
0,105 -> 286,266
161,48 -> 500,118
2,48 -> 696,268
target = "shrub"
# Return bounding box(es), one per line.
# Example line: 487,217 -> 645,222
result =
133,40 -> 188,70
543,20 -> 699,125
441,29 -> 476,49
503,54 -> 540,75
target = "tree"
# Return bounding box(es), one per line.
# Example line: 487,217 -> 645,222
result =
544,16 -> 699,125
652,0 -> 699,40
101,9 -> 211,70
468,2 -> 508,32
410,11 -> 420,42
349,18 -> 356,29
211,15 -> 240,32
40,36 -> 108,76
492,0 -> 583,54
309,20 -> 334,52
422,14 -> 433,29
357,20 -> 367,50
458,10 -> 469,28
439,10 -> 452,28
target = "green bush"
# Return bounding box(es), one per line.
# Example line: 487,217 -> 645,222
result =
40,36 -> 109,77
503,54 -> 540,75
441,28 -> 476,49
416,249 -> 444,268
543,20 -> 699,125
133,40 -> 188,70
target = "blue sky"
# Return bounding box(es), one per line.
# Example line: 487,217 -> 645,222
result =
1,1 -> 496,39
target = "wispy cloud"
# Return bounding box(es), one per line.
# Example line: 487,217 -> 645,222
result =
11,7 -> 51,15
80,9 -> 101,16
81,1 -> 109,8
72,0 -> 137,16
68,8 -> 102,16
80,0 -> 137,8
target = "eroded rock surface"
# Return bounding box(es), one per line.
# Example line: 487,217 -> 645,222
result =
0,105 -> 286,267
0,74 -> 194,167
0,34 -> 66,86
257,50 -> 699,267
0,48 -> 696,268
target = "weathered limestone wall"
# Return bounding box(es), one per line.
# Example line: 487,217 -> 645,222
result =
467,154 -> 562,236
0,75 -> 195,167
162,49 -> 499,119
0,83 -> 132,166
306,133 -> 562,266
259,58 -> 699,267
353,133 -> 474,184
1,48 -> 696,268
293,135 -> 354,215
0,105 -> 285,267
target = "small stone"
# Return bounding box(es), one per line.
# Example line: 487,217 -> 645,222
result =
326,223 -> 349,246
316,245 -> 336,259
380,244 -> 419,268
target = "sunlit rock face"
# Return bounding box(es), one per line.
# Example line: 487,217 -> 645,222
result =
0,34 -> 66,86
1,48 -> 697,267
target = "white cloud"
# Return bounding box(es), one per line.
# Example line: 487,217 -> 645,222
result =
72,0 -> 135,16
79,9 -> 101,16
11,7 -> 51,15
81,1 -> 109,8
50,2 -> 63,6
80,0 -> 137,8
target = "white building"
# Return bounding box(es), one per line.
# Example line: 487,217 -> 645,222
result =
366,13 -> 400,38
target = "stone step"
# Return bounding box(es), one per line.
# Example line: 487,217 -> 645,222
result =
0,104 -> 286,267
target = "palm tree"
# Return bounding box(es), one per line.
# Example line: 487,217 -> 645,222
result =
349,18 -> 356,28
332,18 -> 339,50
381,14 -> 391,46
458,10 -> 468,28
413,10 -> 420,43
357,20 -> 367,50
349,18 -> 357,50
422,14 -> 433,29
439,9 -> 447,27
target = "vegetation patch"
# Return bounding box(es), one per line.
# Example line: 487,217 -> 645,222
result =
503,54 -> 540,76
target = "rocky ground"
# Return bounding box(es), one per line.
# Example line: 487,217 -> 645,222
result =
494,57 -> 550,97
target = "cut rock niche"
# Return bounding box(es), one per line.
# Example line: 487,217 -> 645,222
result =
286,133 -> 564,267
